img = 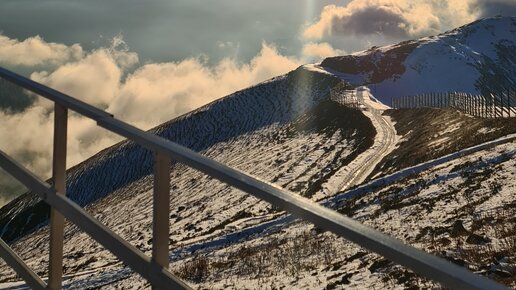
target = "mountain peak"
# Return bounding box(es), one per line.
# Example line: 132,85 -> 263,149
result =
320,16 -> 516,104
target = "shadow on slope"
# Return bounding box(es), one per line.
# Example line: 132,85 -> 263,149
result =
87,99 -> 375,250
281,100 -> 375,198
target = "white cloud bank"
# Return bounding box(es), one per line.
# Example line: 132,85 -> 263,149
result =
110,43 -> 300,128
0,34 -> 301,185
301,42 -> 345,60
303,0 -> 515,40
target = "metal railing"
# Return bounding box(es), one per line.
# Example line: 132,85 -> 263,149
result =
0,67 -> 508,290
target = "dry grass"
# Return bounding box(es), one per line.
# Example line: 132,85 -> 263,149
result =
173,108 -> 516,289
174,228 -> 341,283
370,108 -> 516,178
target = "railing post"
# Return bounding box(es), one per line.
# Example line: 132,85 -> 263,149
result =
152,151 -> 171,289
473,95 -> 480,117
48,103 -> 67,290
490,93 -> 498,119
506,90 -> 510,118
484,94 -> 488,118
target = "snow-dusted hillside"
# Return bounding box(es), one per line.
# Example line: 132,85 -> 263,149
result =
0,67 -> 366,242
320,16 -> 516,104
177,139 -> 515,290
2,126 -> 513,289
0,66 -> 382,283
1,16 -> 515,289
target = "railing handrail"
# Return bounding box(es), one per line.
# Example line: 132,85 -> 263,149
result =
0,151 -> 189,289
0,67 -> 112,120
0,238 -> 46,290
0,67 -> 508,290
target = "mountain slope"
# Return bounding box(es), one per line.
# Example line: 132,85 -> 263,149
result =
0,65 -> 379,250
369,108 -> 516,178
181,139 -> 515,290
320,16 -> 516,104
1,16 -> 515,289
0,66 -> 382,285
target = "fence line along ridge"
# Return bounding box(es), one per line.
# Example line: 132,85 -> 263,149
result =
392,90 -> 516,118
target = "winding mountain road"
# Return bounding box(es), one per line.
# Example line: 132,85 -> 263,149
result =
335,87 -> 397,191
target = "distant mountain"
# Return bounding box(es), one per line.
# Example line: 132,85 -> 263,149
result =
320,16 -> 516,104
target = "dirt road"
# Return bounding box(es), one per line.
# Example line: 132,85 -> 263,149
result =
337,87 -> 397,191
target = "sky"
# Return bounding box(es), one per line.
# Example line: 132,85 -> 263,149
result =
0,0 -> 515,206
0,0 -> 339,65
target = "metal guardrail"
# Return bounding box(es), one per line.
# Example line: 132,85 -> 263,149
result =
0,67 -> 508,290
0,151 -> 188,290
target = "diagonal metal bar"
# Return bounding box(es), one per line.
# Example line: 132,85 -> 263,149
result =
0,67 -> 111,121
97,117 -> 508,290
0,239 -> 46,290
0,151 -> 190,290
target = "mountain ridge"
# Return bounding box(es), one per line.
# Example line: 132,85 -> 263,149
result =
0,16 -> 515,289
0,67 -> 344,243
320,16 -> 516,104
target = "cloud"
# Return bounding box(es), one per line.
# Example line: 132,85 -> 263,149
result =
30,36 -> 138,109
0,103 -> 121,180
30,51 -> 123,109
469,0 -> 516,18
301,42 -> 345,60
0,36 -> 301,196
303,0 -> 491,40
0,34 -> 83,67
108,42 -> 300,129
0,168 -> 25,206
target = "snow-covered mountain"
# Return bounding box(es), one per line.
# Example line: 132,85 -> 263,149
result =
0,67 -> 376,243
0,16 -> 515,289
320,16 -> 516,104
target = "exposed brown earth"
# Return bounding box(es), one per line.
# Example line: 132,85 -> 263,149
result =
321,40 -> 420,84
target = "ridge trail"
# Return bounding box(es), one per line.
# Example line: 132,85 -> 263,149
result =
335,87 -> 397,191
